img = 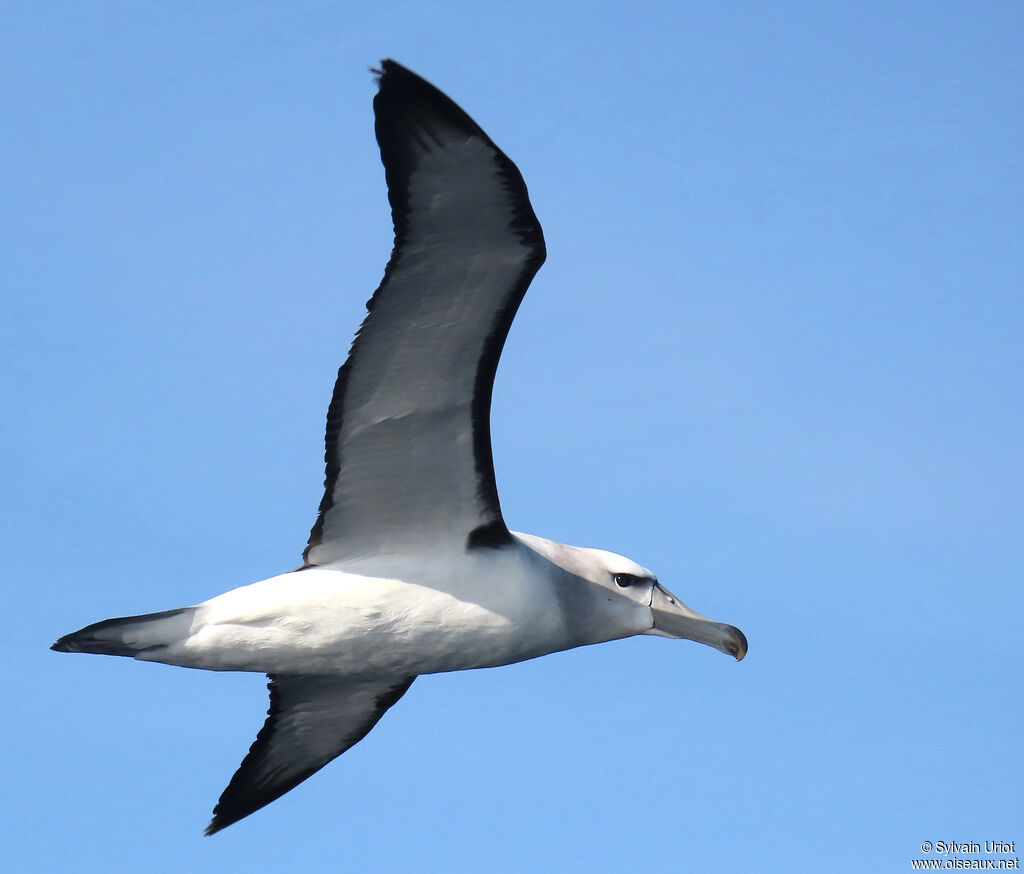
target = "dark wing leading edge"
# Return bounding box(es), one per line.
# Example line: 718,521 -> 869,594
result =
303,60 -> 546,566
206,675 -> 414,835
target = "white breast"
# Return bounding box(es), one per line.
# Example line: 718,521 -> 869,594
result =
158,546 -> 569,677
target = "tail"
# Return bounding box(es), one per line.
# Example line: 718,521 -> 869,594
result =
51,607 -> 198,658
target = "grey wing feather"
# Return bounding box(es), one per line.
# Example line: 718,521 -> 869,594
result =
303,60 -> 545,565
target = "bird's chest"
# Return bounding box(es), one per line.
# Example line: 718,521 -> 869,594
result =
314,573 -> 566,676
202,558 -> 568,677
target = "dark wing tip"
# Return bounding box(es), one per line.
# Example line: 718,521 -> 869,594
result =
205,766 -> 317,836
204,675 -> 415,835
204,676 -> 299,836
371,59 -> 544,253
372,59 -> 495,186
374,59 -> 478,119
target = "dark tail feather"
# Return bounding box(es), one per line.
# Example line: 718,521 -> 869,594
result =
51,607 -> 197,657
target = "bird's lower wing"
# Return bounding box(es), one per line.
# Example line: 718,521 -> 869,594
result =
206,674 -> 415,835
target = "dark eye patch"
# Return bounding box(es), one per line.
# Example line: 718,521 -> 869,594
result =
614,573 -> 644,588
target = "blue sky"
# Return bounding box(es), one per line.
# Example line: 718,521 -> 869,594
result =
3,2 -> 1021,871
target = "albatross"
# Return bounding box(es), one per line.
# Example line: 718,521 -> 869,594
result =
52,60 -> 747,834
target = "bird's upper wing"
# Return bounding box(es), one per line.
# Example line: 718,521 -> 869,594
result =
303,60 -> 545,566
206,674 -> 414,834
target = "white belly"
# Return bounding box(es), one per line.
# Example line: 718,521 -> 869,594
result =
153,549 -> 568,677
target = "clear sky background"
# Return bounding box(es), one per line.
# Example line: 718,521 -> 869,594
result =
3,2 -> 1021,872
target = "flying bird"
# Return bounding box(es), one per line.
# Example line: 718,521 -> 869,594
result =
52,60 -> 747,834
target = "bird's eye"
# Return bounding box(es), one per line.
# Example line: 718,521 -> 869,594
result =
614,573 -> 641,588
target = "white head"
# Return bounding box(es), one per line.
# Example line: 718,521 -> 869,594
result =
513,532 -> 747,659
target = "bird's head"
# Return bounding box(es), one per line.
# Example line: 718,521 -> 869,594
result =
514,533 -> 747,660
